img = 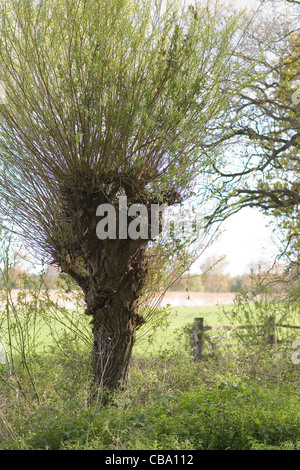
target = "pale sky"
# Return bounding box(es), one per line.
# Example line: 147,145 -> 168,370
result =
198,208 -> 280,276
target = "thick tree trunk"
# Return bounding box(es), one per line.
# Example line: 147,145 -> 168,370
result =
90,302 -> 140,395
81,240 -> 148,401
55,189 -> 153,402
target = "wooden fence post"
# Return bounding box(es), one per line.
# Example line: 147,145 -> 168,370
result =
193,317 -> 204,361
266,316 -> 276,346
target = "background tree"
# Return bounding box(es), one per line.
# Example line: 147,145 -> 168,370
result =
0,0 -> 250,396
208,0 -> 300,279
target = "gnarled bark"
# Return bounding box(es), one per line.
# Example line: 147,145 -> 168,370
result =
81,239 -> 148,399
54,186 -> 152,400
89,301 -> 142,395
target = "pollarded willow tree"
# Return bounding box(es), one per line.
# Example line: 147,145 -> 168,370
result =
0,0 -> 250,395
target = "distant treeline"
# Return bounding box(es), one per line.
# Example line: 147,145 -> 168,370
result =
6,257 -> 286,294
4,265 -> 76,291
167,272 -> 244,293
166,257 -> 287,293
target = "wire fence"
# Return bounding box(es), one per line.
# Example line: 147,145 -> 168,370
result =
192,316 -> 300,361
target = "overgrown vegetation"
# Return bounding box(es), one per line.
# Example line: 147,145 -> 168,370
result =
1,264 -> 299,450
1,316 -> 300,450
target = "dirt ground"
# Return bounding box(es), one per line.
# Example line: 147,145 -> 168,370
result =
159,291 -> 236,306
3,289 -> 236,308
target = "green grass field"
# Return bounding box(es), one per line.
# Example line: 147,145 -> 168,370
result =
134,304 -> 234,357
0,304 -> 229,355
165,305 -> 230,328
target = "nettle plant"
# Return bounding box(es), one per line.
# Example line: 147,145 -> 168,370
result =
0,0 -> 249,398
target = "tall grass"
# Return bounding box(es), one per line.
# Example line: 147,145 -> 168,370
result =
0,234 -> 300,450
